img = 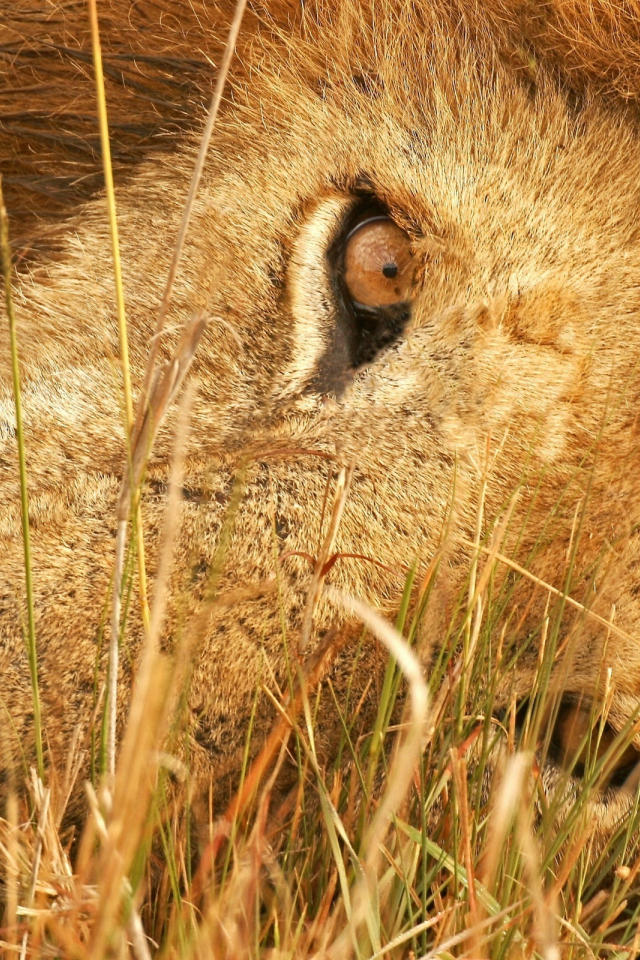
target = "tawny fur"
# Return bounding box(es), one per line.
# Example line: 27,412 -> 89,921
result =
3,0 -> 640,835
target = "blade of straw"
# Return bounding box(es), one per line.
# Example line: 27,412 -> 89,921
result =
87,0 -> 151,635
140,0 -> 248,400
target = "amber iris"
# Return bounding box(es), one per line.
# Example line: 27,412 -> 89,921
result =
343,216 -> 414,307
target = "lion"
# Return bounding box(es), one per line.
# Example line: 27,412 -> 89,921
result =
3,0 -> 640,851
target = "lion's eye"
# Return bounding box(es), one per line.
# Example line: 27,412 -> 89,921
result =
343,217 -> 414,307
303,200 -> 417,389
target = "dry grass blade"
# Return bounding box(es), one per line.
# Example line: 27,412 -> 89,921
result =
449,751 -> 477,922
481,751 -> 533,895
517,794 -> 560,960
83,782 -> 151,960
3,789 -> 19,949
118,385 -> 195,776
325,589 -> 430,960
192,623 -> 354,894
18,779 -> 50,960
192,738 -> 293,958
483,753 -> 560,960
466,539 -> 639,646
415,903 -> 528,960
127,909 -> 152,960
365,912 -> 452,960
108,520 -> 127,780
147,385 -> 194,646
107,313 -> 206,776
300,465 -> 354,653
86,0 -> 133,432
140,0 -> 248,395
462,435 -> 491,706
91,391 -> 194,958
117,313 -> 207,523
95,585 -> 170,936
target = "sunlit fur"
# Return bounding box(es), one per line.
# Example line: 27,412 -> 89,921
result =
4,0 -> 640,839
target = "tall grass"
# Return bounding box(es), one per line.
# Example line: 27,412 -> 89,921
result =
3,500 -> 640,956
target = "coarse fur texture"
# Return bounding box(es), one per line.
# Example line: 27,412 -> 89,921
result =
4,0 -> 640,843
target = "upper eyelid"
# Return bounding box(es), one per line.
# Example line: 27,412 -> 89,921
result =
345,214 -> 395,241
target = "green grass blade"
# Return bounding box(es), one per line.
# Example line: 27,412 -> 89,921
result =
0,177 -> 44,782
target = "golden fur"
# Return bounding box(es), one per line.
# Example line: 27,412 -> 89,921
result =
4,0 -> 640,834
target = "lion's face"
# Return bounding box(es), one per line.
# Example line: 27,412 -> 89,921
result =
162,9 -> 640,813
4,1 -> 640,842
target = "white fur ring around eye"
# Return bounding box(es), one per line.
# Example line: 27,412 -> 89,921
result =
343,217 -> 415,306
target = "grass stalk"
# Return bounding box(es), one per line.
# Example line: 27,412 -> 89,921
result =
0,177 -> 44,782
87,0 -> 150,778
87,0 -> 151,638
140,0 -> 249,392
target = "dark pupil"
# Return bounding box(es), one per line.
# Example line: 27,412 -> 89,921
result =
382,261 -> 398,279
